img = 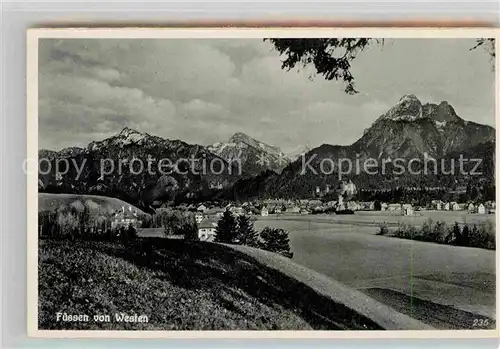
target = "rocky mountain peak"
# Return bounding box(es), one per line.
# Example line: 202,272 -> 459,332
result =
382,94 -> 423,122
431,101 -> 461,122
208,132 -> 290,174
229,132 -> 253,145
398,94 -> 420,103
118,127 -> 142,136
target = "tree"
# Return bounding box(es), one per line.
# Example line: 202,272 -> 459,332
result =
373,200 -> 382,211
449,222 -> 462,245
266,38 -> 495,93
236,215 -> 260,247
470,38 -> 495,65
119,225 -> 137,246
181,223 -> 198,241
215,210 -> 238,243
265,38 -> 373,94
260,227 -> 294,258
461,224 -> 471,247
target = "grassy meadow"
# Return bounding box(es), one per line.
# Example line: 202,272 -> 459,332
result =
38,238 -> 382,331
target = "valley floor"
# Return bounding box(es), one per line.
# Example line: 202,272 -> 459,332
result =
254,213 -> 496,329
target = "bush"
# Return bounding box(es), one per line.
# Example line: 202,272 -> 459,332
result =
446,222 -> 461,245
431,221 -> 448,244
118,225 -> 138,246
421,218 -> 434,241
181,221 -> 199,241
469,222 -> 495,249
377,224 -> 389,236
259,227 -> 293,258
378,218 -> 495,250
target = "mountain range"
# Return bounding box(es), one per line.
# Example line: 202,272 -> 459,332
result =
226,94 -> 495,199
39,94 -> 495,207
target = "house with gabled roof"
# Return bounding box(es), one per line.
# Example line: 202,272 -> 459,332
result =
197,218 -> 217,242
111,206 -> 140,229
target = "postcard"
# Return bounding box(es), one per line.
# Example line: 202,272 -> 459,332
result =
27,27 -> 499,338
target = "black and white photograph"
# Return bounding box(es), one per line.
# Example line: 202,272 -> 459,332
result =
27,28 -> 498,337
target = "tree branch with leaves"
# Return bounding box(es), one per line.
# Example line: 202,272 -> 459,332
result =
265,37 -> 495,93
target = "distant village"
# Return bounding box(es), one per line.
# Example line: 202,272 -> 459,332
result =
110,179 -> 496,242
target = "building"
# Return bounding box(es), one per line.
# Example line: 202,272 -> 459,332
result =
194,212 -> 204,224
308,199 -> 322,207
450,202 -> 459,211
467,203 -> 476,213
336,202 -> 346,211
443,202 -> 450,211
205,207 -> 224,217
338,179 -> 357,197
229,206 -> 245,216
477,204 -> 486,214
387,204 -> 401,211
346,201 -> 361,211
111,206 -> 140,229
197,218 -> 217,242
261,207 -> 269,217
197,204 -> 208,212
381,203 -> 388,211
401,204 -> 414,216
287,205 -> 301,214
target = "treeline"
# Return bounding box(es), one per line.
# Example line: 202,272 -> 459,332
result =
355,183 -> 495,205
141,209 -> 197,236
377,219 -> 495,250
39,210 -> 139,244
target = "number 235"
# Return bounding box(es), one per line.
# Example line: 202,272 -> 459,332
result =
473,318 -> 490,327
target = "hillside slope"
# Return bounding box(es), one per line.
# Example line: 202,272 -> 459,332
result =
38,193 -> 146,215
38,237 -> 430,331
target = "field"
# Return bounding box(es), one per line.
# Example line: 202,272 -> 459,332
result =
260,210 -> 494,229
253,211 -> 496,329
39,193 -> 146,215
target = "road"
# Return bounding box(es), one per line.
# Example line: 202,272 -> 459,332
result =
254,214 -> 496,329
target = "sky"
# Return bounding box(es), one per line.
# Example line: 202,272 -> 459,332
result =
38,38 -> 496,153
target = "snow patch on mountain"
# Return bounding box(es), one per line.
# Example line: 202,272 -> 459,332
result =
208,132 -> 291,173
434,120 -> 447,131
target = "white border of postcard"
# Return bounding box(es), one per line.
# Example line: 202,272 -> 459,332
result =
27,27 -> 500,339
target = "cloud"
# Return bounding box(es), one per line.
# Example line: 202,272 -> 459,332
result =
38,38 -> 495,151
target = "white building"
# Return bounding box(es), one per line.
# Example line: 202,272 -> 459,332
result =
401,204 -> 414,216
194,213 -> 204,224
197,218 -> 217,241
261,207 -> 269,217
387,204 -> 401,211
197,204 -> 208,212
